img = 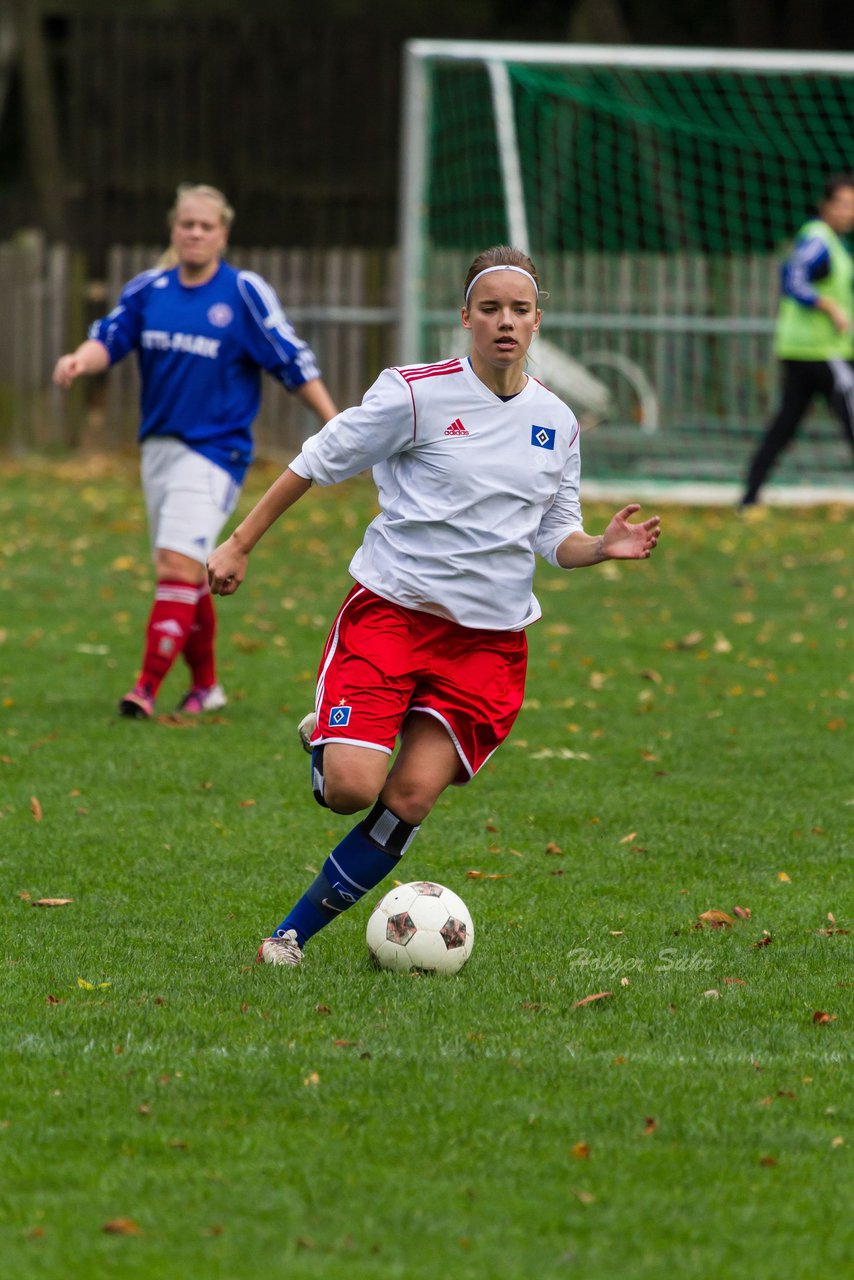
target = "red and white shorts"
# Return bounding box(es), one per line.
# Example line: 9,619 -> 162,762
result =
310,585 -> 528,784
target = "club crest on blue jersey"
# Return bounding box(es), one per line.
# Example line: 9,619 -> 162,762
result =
208,303 -> 233,328
328,703 -> 351,728
531,425 -> 556,450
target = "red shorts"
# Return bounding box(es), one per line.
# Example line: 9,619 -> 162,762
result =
310,585 -> 527,784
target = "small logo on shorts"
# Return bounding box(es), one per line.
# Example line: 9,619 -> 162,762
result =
531,425 -> 556,450
207,303 -> 233,327
328,703 -> 351,728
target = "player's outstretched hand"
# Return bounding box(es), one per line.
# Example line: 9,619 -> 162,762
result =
602,504 -> 661,560
208,535 -> 247,596
52,354 -> 84,388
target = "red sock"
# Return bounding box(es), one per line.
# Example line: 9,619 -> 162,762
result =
183,584 -> 217,690
137,580 -> 201,697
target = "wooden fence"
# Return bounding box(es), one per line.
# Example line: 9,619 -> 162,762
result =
0,236 -> 400,457
1,234 -> 850,484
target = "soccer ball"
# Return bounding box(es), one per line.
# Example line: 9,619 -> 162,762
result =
366,881 -> 474,975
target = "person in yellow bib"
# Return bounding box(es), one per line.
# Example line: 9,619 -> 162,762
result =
741,173 -> 854,507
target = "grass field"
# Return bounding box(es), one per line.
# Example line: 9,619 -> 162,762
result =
1,456 -> 852,1278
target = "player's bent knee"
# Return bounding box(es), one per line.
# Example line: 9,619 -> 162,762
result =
323,779 -> 380,816
321,746 -> 387,816
379,781 -> 440,827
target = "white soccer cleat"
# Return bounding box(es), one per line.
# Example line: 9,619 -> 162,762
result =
256,930 -> 303,967
297,711 -> 317,754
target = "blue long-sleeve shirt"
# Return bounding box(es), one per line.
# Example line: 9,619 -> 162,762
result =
780,234 -> 831,308
90,261 -> 320,483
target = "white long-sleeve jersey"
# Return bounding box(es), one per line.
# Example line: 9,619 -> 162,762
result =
289,356 -> 584,631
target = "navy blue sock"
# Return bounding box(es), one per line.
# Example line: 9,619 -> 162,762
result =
272,800 -> 420,948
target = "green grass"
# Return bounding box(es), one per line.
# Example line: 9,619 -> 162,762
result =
1,456 -> 852,1278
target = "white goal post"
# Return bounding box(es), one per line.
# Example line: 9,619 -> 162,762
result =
398,40 -> 854,485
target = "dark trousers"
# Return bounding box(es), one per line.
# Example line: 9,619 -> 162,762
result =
743,358 -> 854,504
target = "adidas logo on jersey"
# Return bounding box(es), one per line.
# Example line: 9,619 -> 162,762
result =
444,418 -> 469,437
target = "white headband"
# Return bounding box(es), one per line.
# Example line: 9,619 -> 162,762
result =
464,264 -> 539,305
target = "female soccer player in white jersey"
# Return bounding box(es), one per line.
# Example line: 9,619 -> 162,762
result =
52,183 -> 337,719
208,245 -> 661,967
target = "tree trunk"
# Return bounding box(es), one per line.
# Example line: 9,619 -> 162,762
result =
12,0 -> 65,242
567,0 -> 632,45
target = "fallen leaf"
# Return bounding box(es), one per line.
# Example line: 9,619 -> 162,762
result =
698,909 -> 734,928
642,1117 -> 657,1136
77,978 -> 94,990
315,1004 -> 331,1015
640,669 -> 662,683
620,976 -> 630,988
758,1156 -> 778,1168
30,797 -> 43,822
619,831 -> 637,845
570,1141 -> 590,1159
724,977 -> 746,986
831,1137 -> 845,1148
678,630 -> 704,648
753,933 -> 772,949
545,841 -> 562,855
702,989 -> 721,999
32,898 -> 75,908
733,905 -> 751,919
240,799 -> 256,808
812,1011 -> 837,1025
573,991 -> 613,1009
485,820 -> 498,832
102,1218 -> 143,1235
303,1071 -> 320,1086
45,994 -> 64,1005
572,1188 -> 596,1205
777,871 -> 791,883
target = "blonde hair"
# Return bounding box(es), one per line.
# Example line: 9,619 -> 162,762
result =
168,183 -> 235,230
155,183 -> 235,268
463,246 -> 541,302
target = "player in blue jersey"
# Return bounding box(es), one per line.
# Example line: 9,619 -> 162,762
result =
53,183 -> 338,718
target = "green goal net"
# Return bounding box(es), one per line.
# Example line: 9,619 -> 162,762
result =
399,42 -> 854,492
